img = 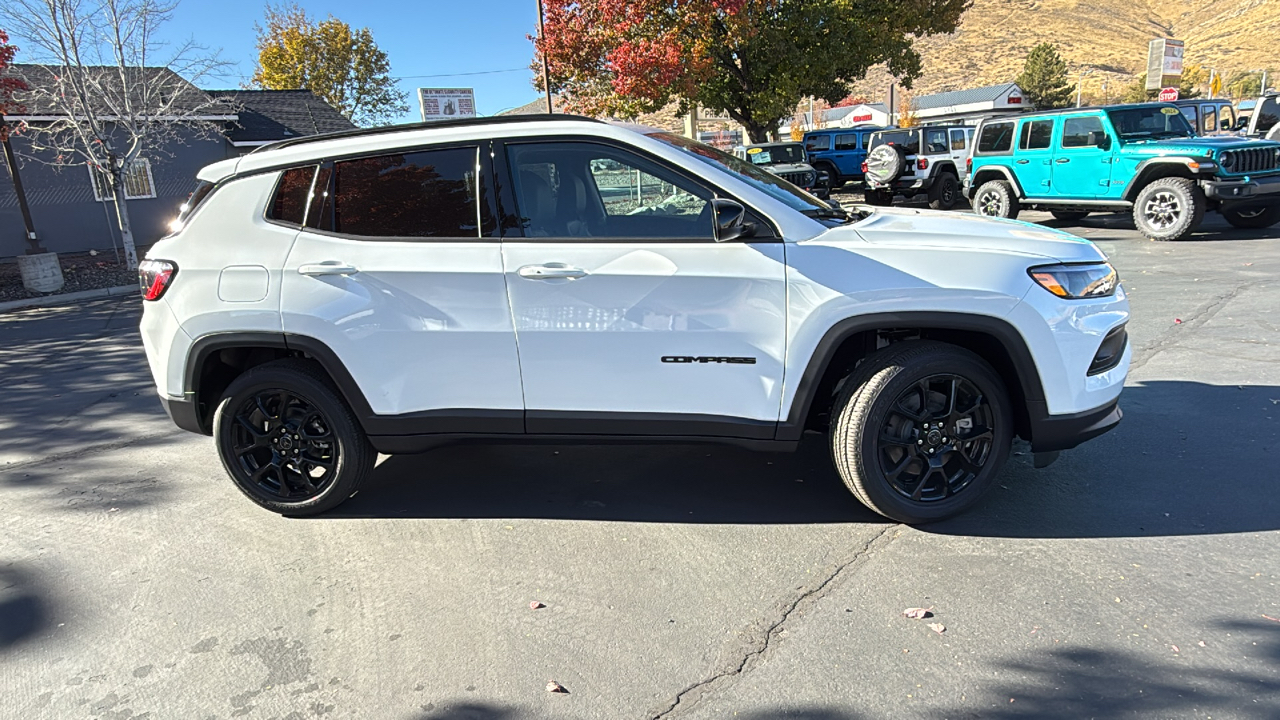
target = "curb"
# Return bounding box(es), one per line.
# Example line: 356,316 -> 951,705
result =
0,284 -> 137,314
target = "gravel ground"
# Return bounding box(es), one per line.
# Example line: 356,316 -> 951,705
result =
0,250 -> 139,302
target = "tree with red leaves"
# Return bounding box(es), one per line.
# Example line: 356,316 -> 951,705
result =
0,29 -> 29,141
533,0 -> 968,142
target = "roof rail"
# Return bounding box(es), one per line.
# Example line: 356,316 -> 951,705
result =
247,113 -> 604,155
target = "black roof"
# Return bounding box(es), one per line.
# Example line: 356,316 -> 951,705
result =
207,90 -> 355,142
2,64 -> 233,117
251,113 -> 603,153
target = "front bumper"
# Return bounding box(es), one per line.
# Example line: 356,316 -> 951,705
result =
1026,398 -> 1122,452
1203,173 -> 1280,201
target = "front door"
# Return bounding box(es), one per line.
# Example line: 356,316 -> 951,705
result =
1014,117 -> 1056,197
1051,115 -> 1115,199
279,145 -> 525,431
499,139 -> 788,438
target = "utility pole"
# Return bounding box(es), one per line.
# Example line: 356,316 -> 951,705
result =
1,119 -> 43,254
535,0 -> 554,113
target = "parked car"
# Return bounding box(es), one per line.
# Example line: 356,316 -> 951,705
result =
966,103 -> 1280,240
140,114 -> 1129,524
803,126 -> 884,191
1173,98 -> 1239,136
861,125 -> 974,210
1236,93 -> 1280,140
733,141 -> 828,198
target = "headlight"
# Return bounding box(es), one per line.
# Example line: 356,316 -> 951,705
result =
1029,263 -> 1119,299
1220,152 -> 1235,170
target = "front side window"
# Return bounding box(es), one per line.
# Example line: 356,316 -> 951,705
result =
805,134 -> 830,152
925,129 -> 948,154
1019,119 -> 1054,150
977,122 -> 1015,153
1219,105 -> 1237,131
1201,106 -> 1218,133
318,146 -> 488,238
507,141 -> 712,240
1254,97 -> 1279,134
1061,116 -> 1105,148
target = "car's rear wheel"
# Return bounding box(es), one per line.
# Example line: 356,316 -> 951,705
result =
928,172 -> 960,210
830,341 -> 1012,524
862,188 -> 894,206
1050,210 -> 1090,222
1221,204 -> 1280,229
973,179 -> 1020,220
214,359 -> 375,516
1133,177 -> 1205,241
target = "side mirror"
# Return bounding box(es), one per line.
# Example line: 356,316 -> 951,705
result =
712,198 -> 754,242
1096,134 -> 1113,151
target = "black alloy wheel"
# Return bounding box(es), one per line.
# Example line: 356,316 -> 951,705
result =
876,375 -> 994,502
230,389 -> 338,501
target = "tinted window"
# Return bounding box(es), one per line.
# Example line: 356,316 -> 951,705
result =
1019,119 -> 1054,150
949,129 -> 967,151
1061,116 -> 1105,148
267,166 -> 315,226
325,147 -> 485,238
977,122 -> 1015,153
177,180 -> 216,226
834,134 -> 858,150
508,142 -> 712,240
925,129 -> 948,154
1219,105 -> 1236,131
805,134 -> 830,152
1255,97 -> 1279,133
869,130 -> 919,154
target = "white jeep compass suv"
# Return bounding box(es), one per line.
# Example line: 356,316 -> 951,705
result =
139,115 -> 1129,524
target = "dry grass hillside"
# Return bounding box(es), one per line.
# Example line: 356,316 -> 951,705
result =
849,0 -> 1279,104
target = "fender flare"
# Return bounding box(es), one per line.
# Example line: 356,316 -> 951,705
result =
776,312 -> 1046,441
1122,157 -> 1205,202
968,165 -> 1025,199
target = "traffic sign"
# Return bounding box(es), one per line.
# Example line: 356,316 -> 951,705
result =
1158,87 -> 1180,102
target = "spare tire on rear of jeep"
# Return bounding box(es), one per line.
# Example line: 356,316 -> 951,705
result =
864,144 -> 906,188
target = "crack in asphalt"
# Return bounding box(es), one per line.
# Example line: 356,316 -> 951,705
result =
1127,279 -> 1263,374
649,525 -> 898,719
0,430 -> 183,473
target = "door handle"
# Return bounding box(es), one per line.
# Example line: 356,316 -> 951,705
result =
518,264 -> 588,280
298,261 -> 358,277
1056,158 -> 1071,164
1015,159 -> 1030,165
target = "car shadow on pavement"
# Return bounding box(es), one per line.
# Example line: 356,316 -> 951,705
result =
1036,211 -> 1279,243
922,618 -> 1280,719
330,381 -> 1278,537
0,566 -> 52,652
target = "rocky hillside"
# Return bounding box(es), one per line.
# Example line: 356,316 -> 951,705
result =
849,0 -> 1279,104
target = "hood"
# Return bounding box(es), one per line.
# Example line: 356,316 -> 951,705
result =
842,206 -> 1106,263
1120,135 -> 1280,157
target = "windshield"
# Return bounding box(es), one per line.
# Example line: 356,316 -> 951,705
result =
1106,105 -> 1195,140
651,132 -> 834,213
747,144 -> 806,166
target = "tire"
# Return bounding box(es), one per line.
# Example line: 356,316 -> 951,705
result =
1133,177 -> 1205,241
213,358 -> 375,516
973,179 -> 1021,220
829,341 -> 1013,524
1050,210 -> 1090,222
1221,204 -> 1280,229
816,165 -> 843,193
864,144 -> 906,187
928,172 -> 960,211
862,188 -> 894,206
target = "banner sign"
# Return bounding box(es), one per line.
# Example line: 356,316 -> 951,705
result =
418,88 -> 476,122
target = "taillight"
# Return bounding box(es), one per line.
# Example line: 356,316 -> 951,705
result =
917,158 -> 929,170
138,259 -> 177,301
861,162 -> 868,173
966,157 -> 972,172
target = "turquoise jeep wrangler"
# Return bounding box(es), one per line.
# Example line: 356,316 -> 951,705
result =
965,103 -> 1280,241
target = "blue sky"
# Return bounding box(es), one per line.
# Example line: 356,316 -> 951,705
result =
14,0 -> 547,122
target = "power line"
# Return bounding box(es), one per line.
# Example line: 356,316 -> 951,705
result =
394,67 -> 529,80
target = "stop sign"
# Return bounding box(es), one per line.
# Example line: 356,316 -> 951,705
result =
1159,87 -> 1180,102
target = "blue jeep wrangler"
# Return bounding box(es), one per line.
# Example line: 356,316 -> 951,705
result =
966,103 -> 1280,240
803,126 -> 884,192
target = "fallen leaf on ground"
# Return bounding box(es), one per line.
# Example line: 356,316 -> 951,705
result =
529,601 -> 546,610
1174,318 -> 1183,324
546,681 -> 568,693
1263,614 -> 1280,623
1172,644 -> 1180,653
1198,641 -> 1206,647
902,607 -> 933,619
928,622 -> 946,634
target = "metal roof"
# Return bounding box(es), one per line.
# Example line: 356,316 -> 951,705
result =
915,83 -> 1021,110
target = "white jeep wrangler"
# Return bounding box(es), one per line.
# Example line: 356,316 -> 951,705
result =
139,115 -> 1129,523
862,125 -> 974,210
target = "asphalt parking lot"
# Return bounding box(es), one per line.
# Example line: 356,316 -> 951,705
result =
2,206 -> 1278,719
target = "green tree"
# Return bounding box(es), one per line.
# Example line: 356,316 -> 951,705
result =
1015,43 -> 1073,109
534,0 -> 970,143
253,3 -> 407,127
1120,66 -> 1205,103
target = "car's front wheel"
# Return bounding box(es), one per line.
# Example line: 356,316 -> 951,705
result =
213,359 -> 375,516
1133,177 -> 1205,241
830,341 -> 1012,524
973,180 -> 1020,220
1221,204 -> 1280,229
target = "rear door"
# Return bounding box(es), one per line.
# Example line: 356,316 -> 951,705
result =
1014,117 -> 1056,197
1050,114 -> 1114,198
832,132 -> 861,177
498,138 -> 787,438
279,144 -> 525,430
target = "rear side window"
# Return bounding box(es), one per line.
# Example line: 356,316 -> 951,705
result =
321,146 -> 489,238
949,129 -> 967,151
834,134 -> 858,150
805,134 -> 830,152
977,122 -> 1014,153
1061,116 -> 1105,148
267,166 -> 316,226
1019,119 -> 1054,150
177,180 -> 216,225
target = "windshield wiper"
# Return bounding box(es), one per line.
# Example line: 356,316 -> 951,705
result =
801,207 -> 852,222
